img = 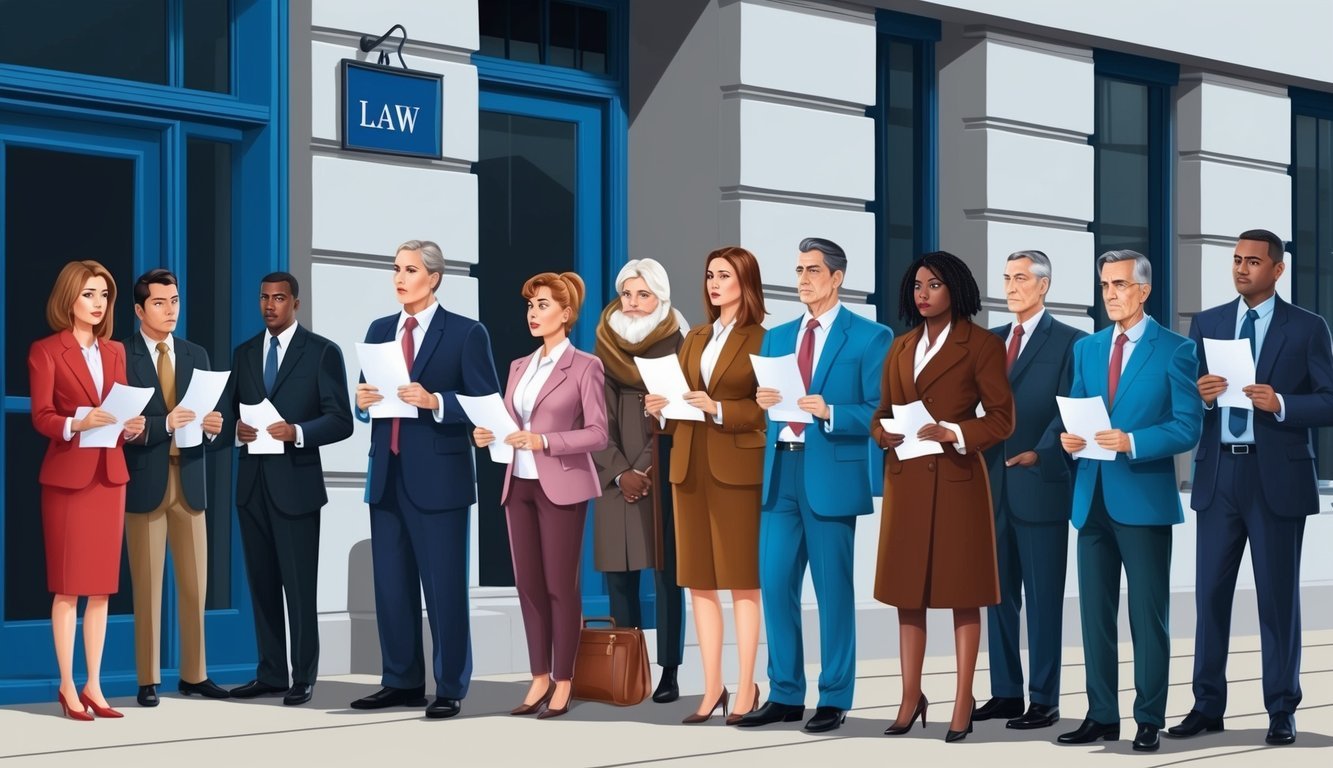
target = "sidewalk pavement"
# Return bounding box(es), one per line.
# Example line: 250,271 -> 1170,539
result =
3,630 -> 1329,767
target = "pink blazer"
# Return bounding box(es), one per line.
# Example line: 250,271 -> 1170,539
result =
501,344 -> 609,506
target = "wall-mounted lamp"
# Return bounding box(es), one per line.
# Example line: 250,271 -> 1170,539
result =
359,24 -> 408,69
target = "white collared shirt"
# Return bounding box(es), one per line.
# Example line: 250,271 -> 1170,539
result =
1005,308 -> 1046,360
143,331 -> 175,372
698,318 -> 736,425
260,322 -> 304,448
512,338 -> 571,479
1109,314 -> 1151,458
395,301 -> 447,423
778,303 -> 842,442
62,338 -> 103,441
911,322 -> 966,454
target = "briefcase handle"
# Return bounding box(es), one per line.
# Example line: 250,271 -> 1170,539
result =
582,617 -> 619,629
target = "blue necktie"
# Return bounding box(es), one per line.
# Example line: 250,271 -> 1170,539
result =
264,336 -> 280,395
1228,309 -> 1259,437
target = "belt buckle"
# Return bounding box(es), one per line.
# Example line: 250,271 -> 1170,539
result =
1230,444 -> 1251,455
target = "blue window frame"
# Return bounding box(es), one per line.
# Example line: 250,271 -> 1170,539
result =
1291,87 -> 1333,479
1090,51 -> 1178,328
871,10 -> 939,332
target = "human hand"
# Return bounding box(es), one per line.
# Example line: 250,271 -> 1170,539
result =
202,411 -> 223,435
236,420 -> 257,443
797,394 -> 830,420
755,387 -> 782,410
644,394 -> 668,419
1060,432 -> 1086,454
1196,374 -> 1227,406
682,391 -> 717,416
267,421 -> 297,442
75,407 -> 117,432
1243,384 -> 1280,413
397,383 -> 438,410
1005,450 -> 1038,467
1094,429 -> 1130,453
167,407 -> 197,430
355,383 -> 383,411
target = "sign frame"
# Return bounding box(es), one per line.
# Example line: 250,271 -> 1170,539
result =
340,59 -> 444,159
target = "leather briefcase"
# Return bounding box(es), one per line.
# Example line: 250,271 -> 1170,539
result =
572,617 -> 651,706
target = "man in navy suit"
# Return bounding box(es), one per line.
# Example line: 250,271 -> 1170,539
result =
976,251 -> 1085,730
1169,229 -> 1333,746
351,240 -> 500,719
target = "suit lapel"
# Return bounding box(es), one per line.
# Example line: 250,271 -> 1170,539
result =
708,324 -> 749,391
130,334 -> 157,393
1091,328 -> 1111,405
247,335 -> 267,397
97,340 -> 117,400
897,325 -> 923,403
533,345 -> 573,412
269,326 -> 308,395
1009,313 -> 1052,384
684,326 -> 709,390
914,321 -> 969,394
1256,299 -> 1288,383
505,357 -> 527,425
410,308 -> 447,380
59,331 -> 102,404
811,309 -> 849,393
1110,318 -> 1156,416
175,338 -> 195,398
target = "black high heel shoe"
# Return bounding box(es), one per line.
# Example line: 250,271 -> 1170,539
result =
945,697 -> 976,743
682,688 -> 729,724
885,693 -> 929,735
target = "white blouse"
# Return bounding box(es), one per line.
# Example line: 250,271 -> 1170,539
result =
512,338 -> 571,479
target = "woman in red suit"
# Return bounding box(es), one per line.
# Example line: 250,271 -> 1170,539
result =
28,260 -> 145,720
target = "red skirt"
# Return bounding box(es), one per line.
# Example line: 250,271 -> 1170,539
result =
41,481 -> 125,596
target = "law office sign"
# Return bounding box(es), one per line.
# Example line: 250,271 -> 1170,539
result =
341,60 -> 443,159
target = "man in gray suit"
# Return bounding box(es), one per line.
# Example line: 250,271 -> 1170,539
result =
976,251 -> 1086,729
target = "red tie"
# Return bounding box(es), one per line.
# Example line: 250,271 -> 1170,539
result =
1005,324 -> 1024,374
790,318 -> 819,437
390,316 -> 419,455
1107,332 -> 1128,405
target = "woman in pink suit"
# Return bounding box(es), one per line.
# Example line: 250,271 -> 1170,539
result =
28,260 -> 146,720
473,272 -> 608,719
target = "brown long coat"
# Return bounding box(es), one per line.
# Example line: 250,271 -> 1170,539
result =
870,319 -> 1015,609
592,332 -> 682,572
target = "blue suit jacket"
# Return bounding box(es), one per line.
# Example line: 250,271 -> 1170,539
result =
359,308 -> 501,512
1068,316 -> 1201,528
1188,296 -> 1333,516
758,306 -> 894,517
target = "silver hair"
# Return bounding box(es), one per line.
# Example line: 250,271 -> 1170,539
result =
396,240 -> 445,290
1096,249 -> 1152,285
798,237 -> 848,275
1007,250 -> 1052,281
615,258 -> 671,303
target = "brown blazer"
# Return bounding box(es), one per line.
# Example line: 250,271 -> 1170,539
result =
870,319 -> 1014,609
665,322 -> 766,486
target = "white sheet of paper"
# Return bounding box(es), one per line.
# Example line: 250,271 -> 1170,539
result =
1056,395 -> 1116,461
749,353 -> 812,424
1202,337 -> 1258,411
239,399 -> 285,455
76,383 -> 155,448
355,341 -> 418,419
456,393 -> 520,464
633,355 -> 704,422
172,370 -> 231,449
883,400 -> 945,461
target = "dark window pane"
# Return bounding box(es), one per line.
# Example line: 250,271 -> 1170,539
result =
5,412 -> 48,621
880,39 -> 919,333
509,0 -> 541,63
479,0 -> 508,58
578,5 -> 608,74
0,0 -> 167,85
184,0 -> 230,93
186,139 -> 234,609
549,2 -> 577,69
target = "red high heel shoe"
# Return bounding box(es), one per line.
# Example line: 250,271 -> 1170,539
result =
79,690 -> 124,718
58,690 -> 93,721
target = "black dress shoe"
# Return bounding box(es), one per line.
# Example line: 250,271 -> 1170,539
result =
137,685 -> 159,707
350,685 -> 428,709
804,707 -> 846,733
1166,709 -> 1224,737
230,679 -> 288,698
283,682 -> 314,706
1007,703 -> 1060,730
1266,712 -> 1296,745
1132,723 -> 1160,752
974,696 -> 1024,721
652,666 -> 680,704
1057,718 -> 1121,744
425,697 -> 462,719
179,678 -> 231,699
735,700 -> 806,727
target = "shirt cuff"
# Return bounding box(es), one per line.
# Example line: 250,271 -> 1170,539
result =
940,420 -> 966,454
1128,432 -> 1137,459
823,405 -> 835,433
432,392 -> 446,423
1275,394 -> 1287,422
614,473 -> 622,488
1203,400 -> 1216,411
63,417 -> 75,442
713,402 -> 723,425
294,424 -> 305,449
541,434 -> 549,450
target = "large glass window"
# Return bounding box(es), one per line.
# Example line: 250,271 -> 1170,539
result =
1292,89 -> 1333,479
478,0 -> 614,76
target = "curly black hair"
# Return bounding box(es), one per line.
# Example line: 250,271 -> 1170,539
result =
897,250 -> 982,328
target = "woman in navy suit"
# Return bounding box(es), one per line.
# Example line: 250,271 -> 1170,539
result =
29,260 -> 145,720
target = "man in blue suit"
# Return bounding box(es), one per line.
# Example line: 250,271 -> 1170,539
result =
350,240 -> 501,719
737,238 -> 893,734
1056,250 -> 1201,752
1169,229 -> 1333,746
976,251 -> 1085,730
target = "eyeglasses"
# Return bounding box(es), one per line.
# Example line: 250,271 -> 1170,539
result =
1099,280 -> 1144,295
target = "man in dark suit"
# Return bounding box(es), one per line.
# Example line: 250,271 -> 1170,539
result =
350,240 -> 500,719
229,271 -> 353,706
1170,229 -> 1333,746
123,269 -> 230,707
976,251 -> 1085,730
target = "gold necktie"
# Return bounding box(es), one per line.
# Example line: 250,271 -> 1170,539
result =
157,342 -> 179,456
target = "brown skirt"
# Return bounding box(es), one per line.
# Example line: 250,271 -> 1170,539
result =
671,431 -> 760,590
42,480 -> 125,596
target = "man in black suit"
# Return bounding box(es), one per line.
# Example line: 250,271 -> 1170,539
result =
976,250 -> 1086,729
1171,229 -> 1333,746
123,269 -> 230,707
229,271 -> 353,705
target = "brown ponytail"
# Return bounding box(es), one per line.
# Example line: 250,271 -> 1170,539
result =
522,271 -> 587,333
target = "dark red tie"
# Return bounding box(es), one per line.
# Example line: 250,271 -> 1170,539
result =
1107,332 -> 1128,405
390,316 -> 419,455
1005,324 -> 1024,374
790,318 -> 819,437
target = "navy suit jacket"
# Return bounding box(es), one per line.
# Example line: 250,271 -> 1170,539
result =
1189,296 -> 1333,516
984,313 -> 1086,523
232,325 -> 354,514
360,308 -> 500,512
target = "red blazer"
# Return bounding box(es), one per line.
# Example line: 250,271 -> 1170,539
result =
28,330 -> 130,489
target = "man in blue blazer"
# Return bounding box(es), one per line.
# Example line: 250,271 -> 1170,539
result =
1170,229 -> 1333,746
737,238 -> 893,733
350,241 -> 501,719
977,251 -> 1085,730
1056,250 -> 1201,752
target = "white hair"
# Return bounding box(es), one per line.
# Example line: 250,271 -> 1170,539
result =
615,258 -> 671,303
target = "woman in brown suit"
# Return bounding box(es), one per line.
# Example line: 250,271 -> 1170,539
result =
645,246 -> 767,724
871,251 -> 1014,742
